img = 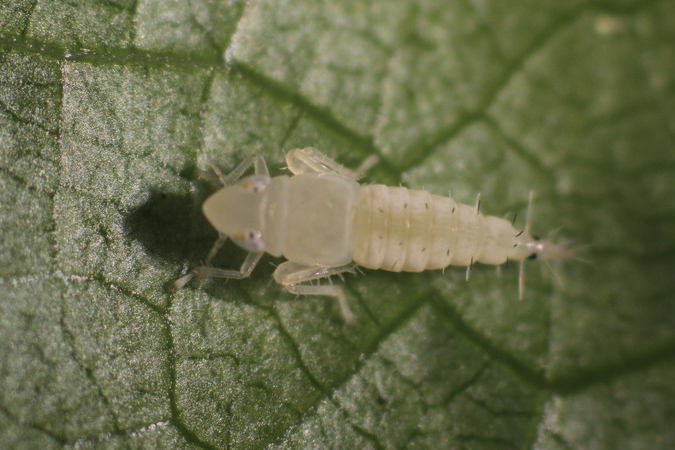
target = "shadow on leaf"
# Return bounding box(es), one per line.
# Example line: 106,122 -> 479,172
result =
124,186 -> 279,299
124,187 -> 215,263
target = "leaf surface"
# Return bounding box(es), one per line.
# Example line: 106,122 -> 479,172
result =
1,0 -> 675,449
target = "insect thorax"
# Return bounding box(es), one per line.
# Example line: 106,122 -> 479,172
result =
278,173 -> 360,267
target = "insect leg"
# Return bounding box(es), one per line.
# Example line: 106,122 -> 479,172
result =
353,154 -> 379,179
172,251 -> 264,290
213,154 -> 269,186
194,251 -> 264,279
285,147 -> 355,177
204,234 -> 228,265
273,261 -> 358,323
285,147 -> 377,179
285,284 -> 355,324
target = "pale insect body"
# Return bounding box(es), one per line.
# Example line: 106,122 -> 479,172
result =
174,148 -> 569,323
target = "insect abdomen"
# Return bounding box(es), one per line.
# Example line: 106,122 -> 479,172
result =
352,185 -> 521,272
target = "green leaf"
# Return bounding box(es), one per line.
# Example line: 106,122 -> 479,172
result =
1,0 -> 674,449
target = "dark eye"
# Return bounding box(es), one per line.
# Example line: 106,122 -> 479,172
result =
527,253 -> 538,260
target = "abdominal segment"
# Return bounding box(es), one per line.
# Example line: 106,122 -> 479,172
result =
352,185 -> 522,272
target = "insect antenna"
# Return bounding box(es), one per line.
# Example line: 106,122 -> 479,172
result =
194,131 -> 228,185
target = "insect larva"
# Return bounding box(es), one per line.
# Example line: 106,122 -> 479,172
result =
173,148 -> 570,323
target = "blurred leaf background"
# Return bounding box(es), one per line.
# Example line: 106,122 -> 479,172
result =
1,0 -> 674,449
